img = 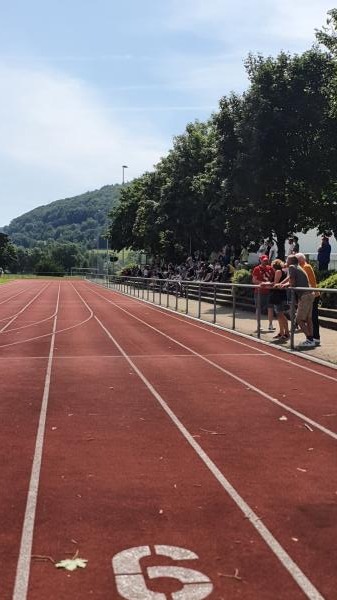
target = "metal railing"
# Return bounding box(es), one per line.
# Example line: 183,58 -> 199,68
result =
85,273 -> 336,352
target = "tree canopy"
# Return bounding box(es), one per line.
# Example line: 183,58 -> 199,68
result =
108,41 -> 337,261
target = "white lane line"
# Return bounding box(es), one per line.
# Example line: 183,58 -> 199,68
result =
12,284 -> 60,600
0,287 -> 30,308
0,300 -> 93,349
2,309 -> 57,333
76,300 -> 325,599
0,352 -> 267,360
0,288 -> 30,316
0,284 -> 50,333
87,283 -> 337,382
84,284 -> 337,441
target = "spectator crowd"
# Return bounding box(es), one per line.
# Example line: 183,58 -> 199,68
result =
121,233 -> 333,349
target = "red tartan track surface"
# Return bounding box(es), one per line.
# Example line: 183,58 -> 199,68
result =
0,279 -> 337,600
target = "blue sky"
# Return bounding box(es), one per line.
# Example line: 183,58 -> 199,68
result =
0,0 -> 334,226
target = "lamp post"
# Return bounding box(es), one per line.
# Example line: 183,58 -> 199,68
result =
122,165 -> 128,185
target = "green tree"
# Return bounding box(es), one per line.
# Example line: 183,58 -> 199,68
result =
50,243 -> 83,273
0,233 -> 17,271
154,120 -> 216,260
237,49 -> 337,257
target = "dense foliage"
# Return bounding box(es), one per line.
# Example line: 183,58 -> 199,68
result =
319,272 -> 337,307
3,185 -> 121,249
0,233 -> 17,271
108,39 -> 337,261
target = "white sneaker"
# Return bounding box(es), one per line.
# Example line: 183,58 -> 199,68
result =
313,338 -> 321,346
298,339 -> 316,348
268,325 -> 276,331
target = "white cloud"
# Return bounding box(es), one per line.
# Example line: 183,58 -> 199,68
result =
0,63 -> 167,175
155,52 -> 249,102
0,63 -> 168,223
267,0 -> 333,43
166,0 -> 332,48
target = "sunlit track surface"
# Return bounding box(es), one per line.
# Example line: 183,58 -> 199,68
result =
0,284 -> 50,333
1,279 -> 337,600
0,287 -> 32,310
0,282 -> 93,352
0,283 -> 47,322
1,309 -> 57,333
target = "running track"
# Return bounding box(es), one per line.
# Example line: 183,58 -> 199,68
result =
1,279 -> 337,600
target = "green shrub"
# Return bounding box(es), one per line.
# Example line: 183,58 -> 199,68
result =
34,260 -> 65,276
318,273 -> 337,308
317,268 -> 336,283
232,268 -> 254,297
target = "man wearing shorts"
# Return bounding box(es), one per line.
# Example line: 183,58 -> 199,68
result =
281,255 -> 315,348
252,255 -> 275,331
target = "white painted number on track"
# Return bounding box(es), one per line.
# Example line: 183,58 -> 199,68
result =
112,545 -> 213,599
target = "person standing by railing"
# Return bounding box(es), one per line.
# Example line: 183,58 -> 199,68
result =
269,259 -> 289,342
296,253 -> 321,346
252,255 -> 276,332
277,255 -> 315,349
317,234 -> 331,271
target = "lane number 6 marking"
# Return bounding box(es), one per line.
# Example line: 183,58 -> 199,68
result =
112,544 -> 213,599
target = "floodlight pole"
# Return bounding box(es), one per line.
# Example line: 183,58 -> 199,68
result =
122,165 -> 128,185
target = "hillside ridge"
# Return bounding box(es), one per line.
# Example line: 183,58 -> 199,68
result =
2,184 -> 121,249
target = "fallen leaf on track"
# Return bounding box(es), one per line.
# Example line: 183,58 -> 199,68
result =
55,558 -> 88,571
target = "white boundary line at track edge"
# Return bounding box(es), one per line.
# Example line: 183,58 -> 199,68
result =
12,284 -> 60,600
84,284 -> 337,441
77,284 -> 325,600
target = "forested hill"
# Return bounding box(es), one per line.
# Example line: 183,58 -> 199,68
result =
3,184 -> 121,249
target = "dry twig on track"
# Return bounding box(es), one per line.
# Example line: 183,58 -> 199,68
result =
200,427 -> 226,435
32,555 -> 55,564
218,568 -> 242,581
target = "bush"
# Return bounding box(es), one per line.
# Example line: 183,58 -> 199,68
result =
232,268 -> 254,298
318,273 -> 337,308
34,260 -> 65,276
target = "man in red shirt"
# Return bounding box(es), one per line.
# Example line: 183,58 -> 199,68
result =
252,255 -> 275,331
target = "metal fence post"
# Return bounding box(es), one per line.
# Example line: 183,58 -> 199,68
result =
290,288 -> 296,350
213,285 -> 217,324
232,285 -> 236,330
256,289 -> 261,338
198,284 -> 201,319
